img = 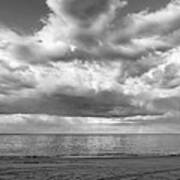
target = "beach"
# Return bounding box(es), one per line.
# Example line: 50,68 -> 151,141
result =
0,155 -> 180,179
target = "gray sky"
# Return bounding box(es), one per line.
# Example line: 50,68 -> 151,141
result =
0,0 -> 179,133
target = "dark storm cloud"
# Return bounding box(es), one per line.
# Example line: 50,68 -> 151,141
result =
0,89 -> 163,119
0,91 -> 129,116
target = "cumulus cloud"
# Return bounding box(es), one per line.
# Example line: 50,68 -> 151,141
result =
1,0 -> 180,64
1,0 -> 180,63
0,0 -> 180,133
36,0 -> 132,60
33,0 -> 180,62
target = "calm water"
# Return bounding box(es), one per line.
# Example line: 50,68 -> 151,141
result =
0,134 -> 179,157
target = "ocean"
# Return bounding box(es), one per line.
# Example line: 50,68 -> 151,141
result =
0,134 -> 179,157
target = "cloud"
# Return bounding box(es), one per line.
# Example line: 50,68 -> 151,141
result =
2,0 -> 180,65
33,0 -> 180,62
0,60 -> 37,101
0,113 -> 177,133
2,0 -> 180,64
122,47 -> 180,96
36,0 -> 131,61
109,0 -> 180,58
153,97 -> 180,112
0,0 -> 180,133
129,0 -> 180,37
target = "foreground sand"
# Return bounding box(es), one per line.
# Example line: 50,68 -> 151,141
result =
0,156 -> 180,179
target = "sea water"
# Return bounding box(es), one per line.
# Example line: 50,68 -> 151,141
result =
0,134 -> 179,157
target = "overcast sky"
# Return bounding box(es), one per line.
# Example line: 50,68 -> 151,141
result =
0,0 -> 179,133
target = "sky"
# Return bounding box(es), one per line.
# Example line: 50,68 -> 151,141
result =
0,0 -> 179,133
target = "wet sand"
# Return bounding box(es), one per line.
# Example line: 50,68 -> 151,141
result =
0,155 -> 180,179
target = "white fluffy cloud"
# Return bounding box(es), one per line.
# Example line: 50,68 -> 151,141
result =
0,0 -> 180,133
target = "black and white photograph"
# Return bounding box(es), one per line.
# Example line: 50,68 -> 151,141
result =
0,0 -> 180,179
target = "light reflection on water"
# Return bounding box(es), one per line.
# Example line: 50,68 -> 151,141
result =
0,134 -> 179,156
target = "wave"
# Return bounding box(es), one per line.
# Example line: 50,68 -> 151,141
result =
2,152 -> 180,158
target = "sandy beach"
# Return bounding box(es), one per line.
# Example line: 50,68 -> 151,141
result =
0,156 -> 180,179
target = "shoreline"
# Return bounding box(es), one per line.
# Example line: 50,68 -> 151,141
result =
0,155 -> 180,179
0,153 -> 179,159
